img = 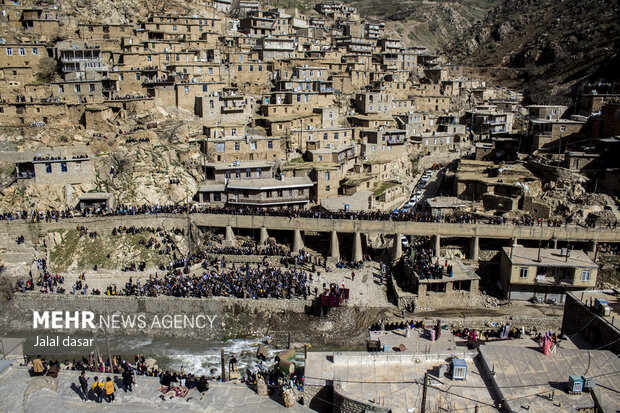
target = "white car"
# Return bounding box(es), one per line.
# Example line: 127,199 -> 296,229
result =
406,200 -> 416,208
415,189 -> 422,196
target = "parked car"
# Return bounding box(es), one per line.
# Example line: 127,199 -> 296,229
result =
401,235 -> 409,247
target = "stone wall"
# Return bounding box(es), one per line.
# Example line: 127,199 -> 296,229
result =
333,387 -> 389,413
561,292 -> 620,354
0,294 -> 385,348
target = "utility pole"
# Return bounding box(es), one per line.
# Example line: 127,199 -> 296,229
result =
104,322 -> 113,373
221,349 -> 226,382
186,191 -> 191,261
421,372 -> 428,413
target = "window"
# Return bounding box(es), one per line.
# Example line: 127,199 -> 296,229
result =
250,142 -> 257,150
147,55 -> 152,62
318,155 -> 322,162
334,133 -> 339,140
324,172 -> 330,181
323,133 -> 328,140
266,191 -> 272,198
519,267 -> 528,278
225,171 -> 231,179
581,270 -> 591,281
18,47 -> 25,56
249,65 -> 253,72
215,143 -> 225,152
32,48 -> 38,55
6,48 -> 12,56
208,68 -> 213,75
89,84 -> 95,92
238,65 -> 242,72
245,169 -> 251,178
184,86 -> 190,93
560,126 -> 566,132
235,170 -> 241,178
234,142 -> 240,151
58,85 -> 64,93
326,186 -> 331,191
60,162 -> 67,172
258,65 -> 262,72
45,163 -> 52,173
202,85 -> 208,92
173,25 -> 177,31
74,85 -> 81,93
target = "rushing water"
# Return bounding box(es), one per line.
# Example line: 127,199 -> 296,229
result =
9,331 -> 306,377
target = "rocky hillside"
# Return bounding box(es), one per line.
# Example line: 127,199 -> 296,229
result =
444,0 -> 620,102
349,0 -> 496,51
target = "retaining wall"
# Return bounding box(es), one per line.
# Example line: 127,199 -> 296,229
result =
561,292 -> 620,354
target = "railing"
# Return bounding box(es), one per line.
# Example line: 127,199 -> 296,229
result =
227,196 -> 310,205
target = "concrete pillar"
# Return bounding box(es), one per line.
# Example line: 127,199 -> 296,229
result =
329,230 -> 340,260
392,233 -> 402,262
351,232 -> 363,262
550,238 -> 557,249
259,227 -> 269,245
224,226 -> 235,247
433,235 -> 441,258
292,229 -> 304,253
588,241 -> 597,253
469,236 -> 479,261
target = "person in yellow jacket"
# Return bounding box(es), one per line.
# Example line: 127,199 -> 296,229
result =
32,355 -> 46,376
91,376 -> 104,403
104,376 -> 116,403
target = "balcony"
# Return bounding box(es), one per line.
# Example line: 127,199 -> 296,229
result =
387,136 -> 406,145
227,196 -> 309,206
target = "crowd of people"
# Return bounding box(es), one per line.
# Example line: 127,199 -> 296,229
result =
1,203 -> 616,229
26,353 -> 210,403
15,258 -> 66,294
203,240 -> 288,257
117,262 -> 308,299
404,246 -> 451,280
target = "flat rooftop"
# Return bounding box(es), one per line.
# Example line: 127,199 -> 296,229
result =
0,365 -> 310,412
573,290 -> 620,330
426,196 -> 471,209
480,345 -> 620,413
305,337 -> 493,413
413,259 -> 480,283
502,246 -> 598,269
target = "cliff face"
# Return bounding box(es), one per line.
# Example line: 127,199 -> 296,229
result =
443,0 -> 620,102
346,0 -> 619,101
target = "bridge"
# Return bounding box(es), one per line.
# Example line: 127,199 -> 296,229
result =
1,213 -> 617,263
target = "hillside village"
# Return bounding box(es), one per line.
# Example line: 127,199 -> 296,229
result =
0,2 -> 620,412
0,0 -> 617,224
